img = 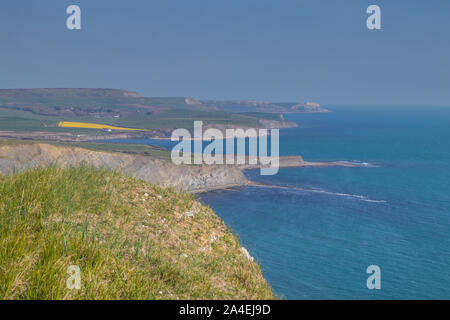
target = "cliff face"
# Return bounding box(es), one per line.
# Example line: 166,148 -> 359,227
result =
289,102 -> 330,113
200,100 -> 330,113
0,143 -> 247,193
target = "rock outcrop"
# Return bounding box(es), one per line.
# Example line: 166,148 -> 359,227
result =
289,102 -> 330,113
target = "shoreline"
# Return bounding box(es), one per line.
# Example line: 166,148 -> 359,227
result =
0,139 -> 359,194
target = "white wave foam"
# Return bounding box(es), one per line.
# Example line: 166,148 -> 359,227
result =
250,182 -> 387,203
294,187 -> 387,203
336,160 -> 379,168
312,189 -> 386,203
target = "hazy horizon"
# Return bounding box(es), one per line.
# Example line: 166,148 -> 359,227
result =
1,0 -> 449,106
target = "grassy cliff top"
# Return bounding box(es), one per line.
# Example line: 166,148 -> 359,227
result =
0,138 -> 172,162
0,167 -> 273,299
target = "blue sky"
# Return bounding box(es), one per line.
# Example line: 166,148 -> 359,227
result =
1,0 -> 449,105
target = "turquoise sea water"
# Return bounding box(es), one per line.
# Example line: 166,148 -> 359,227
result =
105,106 -> 450,299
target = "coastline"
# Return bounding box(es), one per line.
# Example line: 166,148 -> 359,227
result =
0,140 -> 358,194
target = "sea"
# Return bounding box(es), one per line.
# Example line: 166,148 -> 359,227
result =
104,106 -> 450,299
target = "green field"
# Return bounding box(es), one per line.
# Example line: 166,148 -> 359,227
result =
0,89 -> 276,134
56,141 -> 172,160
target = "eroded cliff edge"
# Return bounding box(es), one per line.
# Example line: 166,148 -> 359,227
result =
0,141 -> 357,193
0,143 -> 247,193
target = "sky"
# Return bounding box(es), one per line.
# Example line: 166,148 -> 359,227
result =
1,0 -> 449,106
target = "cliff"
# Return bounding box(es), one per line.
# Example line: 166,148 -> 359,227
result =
200,100 -> 331,113
0,142 -> 247,193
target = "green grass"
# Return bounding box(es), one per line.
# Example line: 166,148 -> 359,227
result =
0,139 -> 35,147
0,167 -> 274,299
51,142 -> 172,160
240,112 -> 283,121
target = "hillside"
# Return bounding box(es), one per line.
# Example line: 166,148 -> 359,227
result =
0,166 -> 274,299
0,89 -> 296,138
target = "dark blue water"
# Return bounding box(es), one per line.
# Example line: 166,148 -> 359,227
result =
104,106 -> 450,299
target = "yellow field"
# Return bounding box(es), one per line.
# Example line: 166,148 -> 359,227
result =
58,121 -> 144,131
